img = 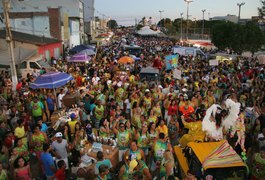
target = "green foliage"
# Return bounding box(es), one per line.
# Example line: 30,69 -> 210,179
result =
258,0 -> 265,17
107,20 -> 118,29
212,21 -> 265,53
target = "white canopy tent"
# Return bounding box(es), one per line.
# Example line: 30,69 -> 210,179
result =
137,26 -> 163,36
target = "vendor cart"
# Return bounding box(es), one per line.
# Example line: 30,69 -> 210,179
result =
174,140 -> 247,179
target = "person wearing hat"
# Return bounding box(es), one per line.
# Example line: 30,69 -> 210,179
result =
115,82 -> 125,109
51,132 -> 69,170
143,89 -> 152,112
119,158 -> 152,180
68,113 -> 78,136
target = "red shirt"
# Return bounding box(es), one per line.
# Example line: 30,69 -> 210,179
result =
179,105 -> 195,119
55,169 -> 66,180
168,105 -> 178,116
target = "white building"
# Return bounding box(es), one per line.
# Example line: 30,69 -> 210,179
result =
211,14 -> 238,23
0,0 -> 85,47
83,0 -> 95,40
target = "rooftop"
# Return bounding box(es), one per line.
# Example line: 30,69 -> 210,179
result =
0,30 -> 61,46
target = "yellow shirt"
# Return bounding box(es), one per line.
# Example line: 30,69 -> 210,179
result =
156,125 -> 168,137
68,120 -> 78,134
14,126 -> 27,144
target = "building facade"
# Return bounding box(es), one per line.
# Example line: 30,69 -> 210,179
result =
0,0 -> 85,48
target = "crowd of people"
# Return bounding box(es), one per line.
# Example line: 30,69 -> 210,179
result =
0,28 -> 265,180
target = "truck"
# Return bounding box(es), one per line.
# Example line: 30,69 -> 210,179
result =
172,46 -> 208,60
0,55 -> 53,78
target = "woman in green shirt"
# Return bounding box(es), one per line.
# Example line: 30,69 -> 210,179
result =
99,119 -> 110,138
252,146 -> 265,179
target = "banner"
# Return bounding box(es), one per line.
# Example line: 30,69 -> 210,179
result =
165,54 -> 179,70
209,59 -> 219,66
173,69 -> 182,80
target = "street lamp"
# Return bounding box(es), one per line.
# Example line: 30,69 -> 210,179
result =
180,12 -> 183,41
158,10 -> 164,27
202,9 -> 206,38
184,0 -> 193,40
237,2 -> 245,23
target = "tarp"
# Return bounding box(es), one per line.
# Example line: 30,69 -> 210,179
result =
187,140 -> 246,170
0,47 -> 36,65
137,26 -> 162,36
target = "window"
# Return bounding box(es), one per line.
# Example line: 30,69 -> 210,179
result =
20,61 -> 27,69
196,50 -> 203,56
186,49 -> 194,55
30,62 -> 40,69
21,21 -> 26,26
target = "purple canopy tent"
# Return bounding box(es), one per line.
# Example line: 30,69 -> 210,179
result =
67,51 -> 91,63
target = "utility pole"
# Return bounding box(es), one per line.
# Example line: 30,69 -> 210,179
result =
202,9 -> 206,38
237,2 -> 245,24
180,13 -> 183,42
3,0 -> 18,92
184,0 -> 193,40
158,10 -> 164,26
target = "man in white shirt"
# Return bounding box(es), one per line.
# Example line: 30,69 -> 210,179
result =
52,132 -> 69,169
57,89 -> 65,110
258,128 -> 265,150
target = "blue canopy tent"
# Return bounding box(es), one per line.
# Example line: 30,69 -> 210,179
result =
69,45 -> 95,55
30,72 -> 73,106
30,72 -> 73,89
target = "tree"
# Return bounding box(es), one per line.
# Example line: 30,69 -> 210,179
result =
243,22 -> 265,53
107,20 -> 118,29
212,21 -> 265,53
258,0 -> 265,18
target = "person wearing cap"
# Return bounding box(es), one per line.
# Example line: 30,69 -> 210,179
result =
114,82 -> 125,109
119,158 -> 152,180
51,132 -> 69,170
68,113 -> 78,136
143,89 -> 152,112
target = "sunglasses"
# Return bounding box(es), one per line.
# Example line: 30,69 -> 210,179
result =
120,126 -> 125,128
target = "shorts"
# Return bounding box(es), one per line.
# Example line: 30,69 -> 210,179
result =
118,149 -> 127,161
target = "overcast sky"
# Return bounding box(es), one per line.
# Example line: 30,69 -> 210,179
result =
95,0 -> 262,26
